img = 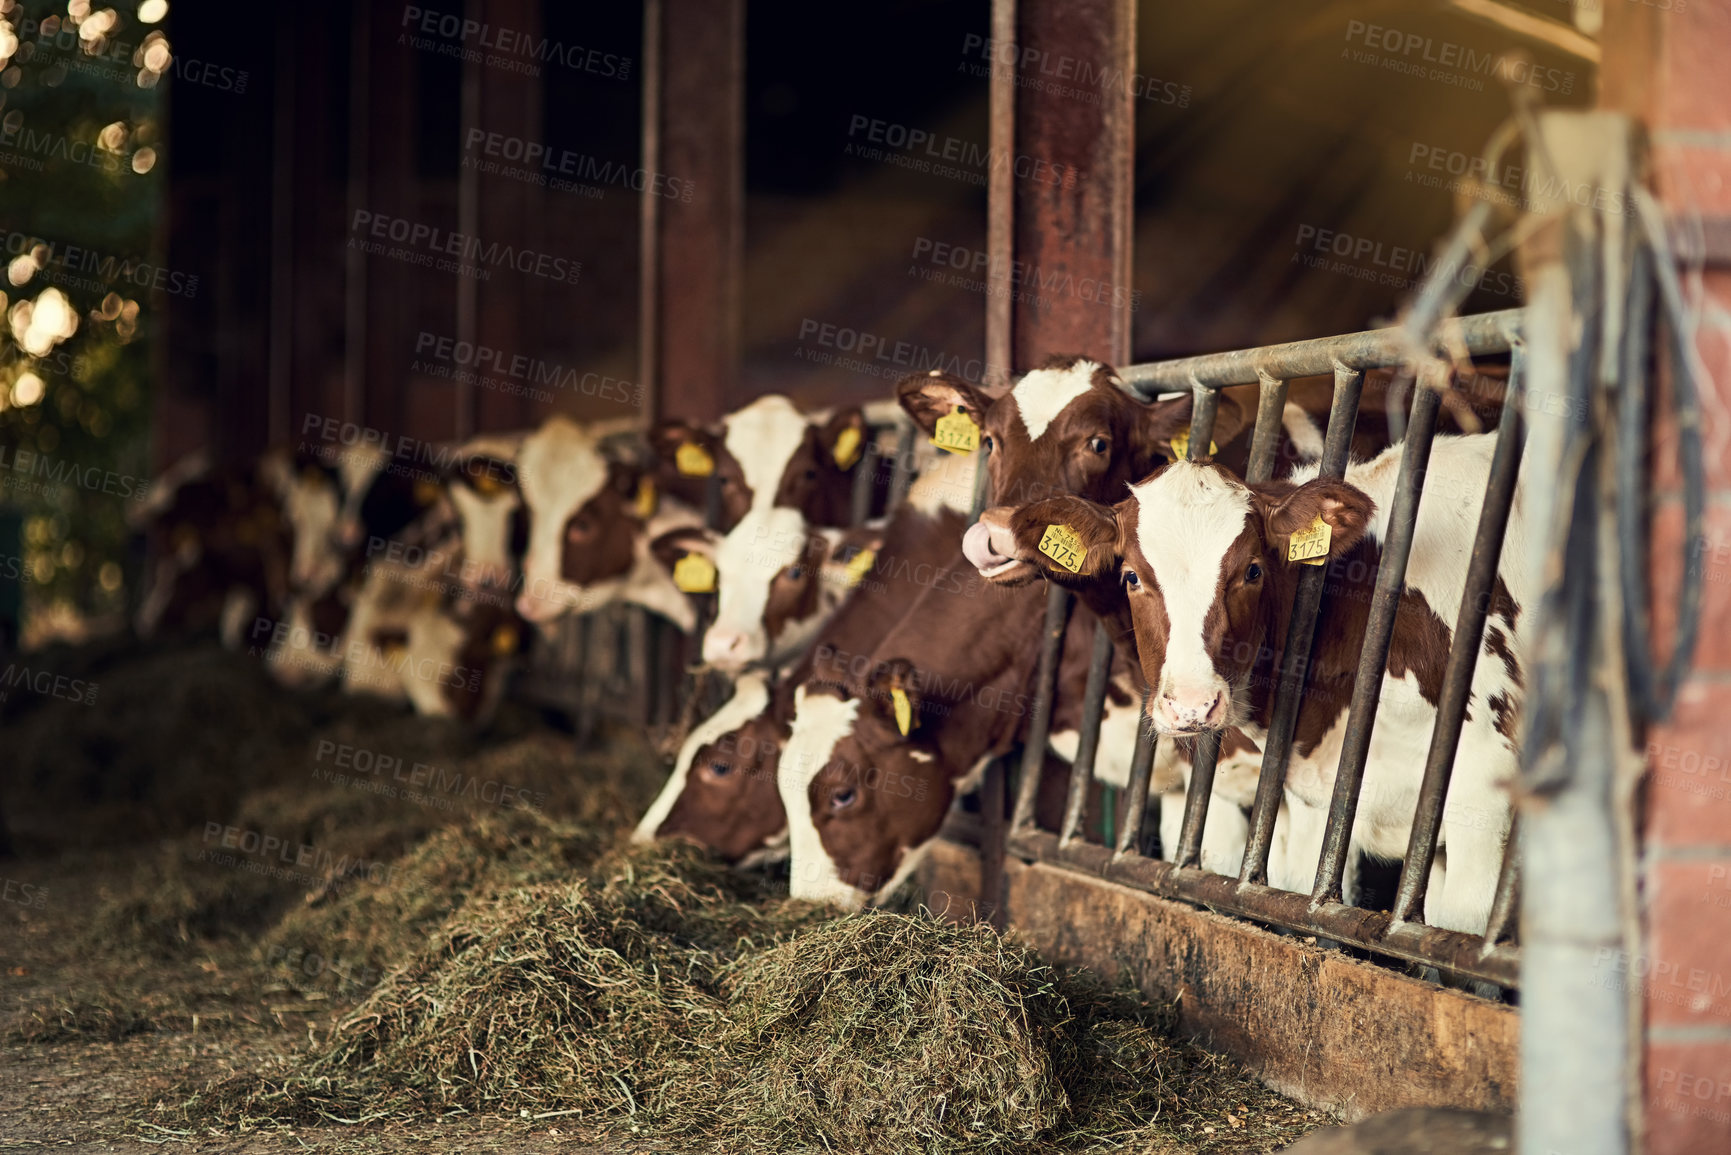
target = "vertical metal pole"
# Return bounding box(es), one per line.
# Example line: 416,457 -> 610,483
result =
1115,699 -> 1157,856
1240,368 -> 1365,885
1010,585 -> 1075,832
1247,374 -> 1289,482
1387,344 -> 1527,921
1309,367 -> 1443,906
1058,622 -> 1116,845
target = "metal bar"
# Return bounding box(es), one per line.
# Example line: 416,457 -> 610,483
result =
1008,828 -> 1518,988
1240,367 -> 1365,885
983,0 -> 1015,390
849,437 -> 877,527
1172,730 -> 1221,868
1059,622 -> 1116,846
1187,382 -> 1221,454
887,416 -> 917,516
1387,370 -> 1409,447
1010,584 -> 1076,832
980,758 -> 1007,928
1119,309 -> 1523,397
1246,375 -> 1289,483
1390,344 -> 1528,923
1115,699 -> 1157,856
1483,812 -> 1521,947
637,0 -> 662,423
1311,367 -> 1444,906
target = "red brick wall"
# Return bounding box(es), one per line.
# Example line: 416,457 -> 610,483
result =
1602,2 -> 1731,1151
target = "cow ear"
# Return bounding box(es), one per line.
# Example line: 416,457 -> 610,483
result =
896,371 -> 991,437
817,407 -> 869,471
649,526 -> 717,576
1132,390 -> 1250,465
1256,477 -> 1375,564
648,419 -> 717,463
866,657 -> 924,736
1005,495 -> 1121,580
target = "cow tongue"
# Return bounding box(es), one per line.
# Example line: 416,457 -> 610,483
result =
962,521 -> 1011,573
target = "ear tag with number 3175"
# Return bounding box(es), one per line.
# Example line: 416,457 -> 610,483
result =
1038,523 -> 1085,573
1287,515 -> 1331,566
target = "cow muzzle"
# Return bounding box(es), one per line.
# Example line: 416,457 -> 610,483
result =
1153,682 -> 1228,734
963,514 -> 1034,584
702,627 -> 764,671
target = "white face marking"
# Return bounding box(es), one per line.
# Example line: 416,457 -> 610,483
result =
448,484 -> 521,587
722,395 -> 814,512
400,604 -> 469,717
282,471 -> 343,594
514,417 -> 610,622
1130,463 -> 1251,715
334,445 -> 389,545
903,445 -> 980,519
704,506 -> 811,668
633,674 -> 772,843
909,749 -> 935,763
1010,360 -> 1100,442
780,686 -> 863,906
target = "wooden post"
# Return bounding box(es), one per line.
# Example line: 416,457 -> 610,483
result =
639,0 -> 744,425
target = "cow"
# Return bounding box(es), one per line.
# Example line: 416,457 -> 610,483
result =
632,448 -> 983,859
972,432 -> 1530,933
648,394 -> 879,534
133,450 -> 294,649
514,415 -> 704,630
699,431 -> 976,672
337,556 -> 528,723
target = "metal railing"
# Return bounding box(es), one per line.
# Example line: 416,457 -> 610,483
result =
1001,308 -> 1528,990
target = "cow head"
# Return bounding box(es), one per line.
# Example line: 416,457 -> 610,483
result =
779,664 -> 955,908
514,417 -> 649,624
700,518 -> 875,672
900,358 -> 1244,584
442,444 -> 527,591
978,461 -> 1373,734
633,674 -> 792,862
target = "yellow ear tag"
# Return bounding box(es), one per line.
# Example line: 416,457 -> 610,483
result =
1038,523 -> 1085,573
673,552 -> 717,593
844,547 -> 876,588
1167,426 -> 1218,462
490,624 -> 520,656
634,477 -> 658,519
1287,515 -> 1332,566
413,478 -> 442,505
676,442 -> 715,477
891,687 -> 914,736
932,407 -> 980,453
832,426 -> 863,470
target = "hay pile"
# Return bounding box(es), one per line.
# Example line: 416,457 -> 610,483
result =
171,841 -> 1299,1154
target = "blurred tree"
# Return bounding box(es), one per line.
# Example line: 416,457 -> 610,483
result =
0,0 -> 168,640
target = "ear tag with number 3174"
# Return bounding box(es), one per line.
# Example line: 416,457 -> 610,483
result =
933,407 -> 979,453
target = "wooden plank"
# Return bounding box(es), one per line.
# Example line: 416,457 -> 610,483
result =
639,0 -> 743,424
915,843 -> 1519,1120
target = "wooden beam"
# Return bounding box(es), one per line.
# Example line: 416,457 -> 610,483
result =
639,0 -> 744,425
917,841 -> 1520,1120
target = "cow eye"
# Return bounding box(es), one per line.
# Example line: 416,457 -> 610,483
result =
1245,562 -> 1262,582
1087,436 -> 1109,454
981,434 -> 995,453
709,761 -> 733,777
784,565 -> 803,581
831,786 -> 857,810
566,516 -> 591,540
1123,569 -> 1140,589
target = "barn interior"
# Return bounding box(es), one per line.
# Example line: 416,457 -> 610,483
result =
1,0 -> 1692,1152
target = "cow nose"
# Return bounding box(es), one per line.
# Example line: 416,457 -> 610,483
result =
1157,687 -> 1225,731
702,629 -> 752,667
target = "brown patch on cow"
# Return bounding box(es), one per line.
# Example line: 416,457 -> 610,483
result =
440,600 -> 528,721
770,408 -> 869,527
1482,625 -> 1523,691
763,534 -> 832,645
559,461 -> 642,586
1487,691 -> 1520,743
648,419 -> 751,530
658,684 -> 795,862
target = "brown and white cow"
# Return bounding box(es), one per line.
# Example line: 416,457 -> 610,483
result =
514,415 -> 704,630
133,450 -> 296,649
976,433 -> 1530,932
633,453 -> 979,859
